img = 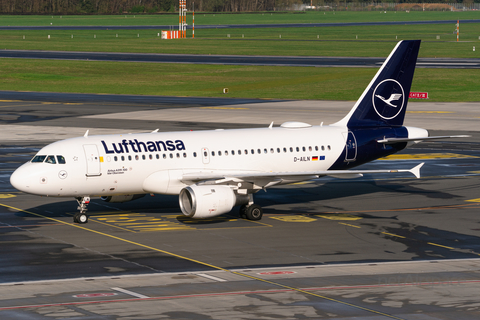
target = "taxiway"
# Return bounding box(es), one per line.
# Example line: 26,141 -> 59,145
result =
1,50 -> 479,68
0,95 -> 479,319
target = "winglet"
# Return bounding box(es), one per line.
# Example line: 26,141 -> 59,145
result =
409,162 -> 424,179
269,121 -> 274,129
151,129 -> 159,133
84,130 -> 89,138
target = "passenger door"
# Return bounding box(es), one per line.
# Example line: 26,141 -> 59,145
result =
83,144 -> 102,176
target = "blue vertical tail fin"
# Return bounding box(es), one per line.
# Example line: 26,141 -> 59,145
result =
334,40 -> 421,128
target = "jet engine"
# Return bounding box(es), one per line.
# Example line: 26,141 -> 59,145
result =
101,194 -> 145,203
179,185 -> 247,219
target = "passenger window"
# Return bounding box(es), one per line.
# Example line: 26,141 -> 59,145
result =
225,150 -> 228,156
45,155 -> 56,164
56,155 -> 66,164
302,147 -> 306,152
257,149 -> 261,154
31,155 -> 47,163
277,148 -> 280,153
114,156 -> 118,162
170,154 -> 173,159
309,146 -> 312,151
128,155 -> 132,161
244,149 -> 248,155
321,146 -> 325,151
232,150 -> 235,155
283,147 -> 287,153
212,151 -> 215,156
328,145 -> 331,150
218,151 -> 222,156
193,152 -> 197,157
315,146 -> 318,151
121,156 -> 125,161
238,150 -> 242,155
156,154 -> 159,159
296,147 -> 299,152
183,153 -> 187,158
270,148 -> 274,153
149,154 -> 152,160
251,149 -> 254,154
135,155 -> 139,160
163,154 -> 167,159
290,147 -> 293,152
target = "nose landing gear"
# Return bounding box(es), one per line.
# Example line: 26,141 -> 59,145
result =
74,196 -> 90,223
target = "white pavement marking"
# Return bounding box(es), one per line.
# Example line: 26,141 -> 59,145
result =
111,287 -> 149,299
196,273 -> 228,282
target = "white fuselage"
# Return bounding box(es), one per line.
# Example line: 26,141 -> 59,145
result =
11,124 -> 347,198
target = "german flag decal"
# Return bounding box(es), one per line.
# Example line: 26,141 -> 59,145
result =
312,156 -> 319,161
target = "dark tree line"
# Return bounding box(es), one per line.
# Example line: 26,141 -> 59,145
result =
0,0 -> 277,13
0,0 -> 476,14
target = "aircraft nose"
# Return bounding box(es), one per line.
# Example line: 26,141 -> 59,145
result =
10,165 -> 31,193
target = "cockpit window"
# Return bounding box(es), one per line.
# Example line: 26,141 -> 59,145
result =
57,155 -> 66,164
31,155 -> 47,163
45,155 -> 56,164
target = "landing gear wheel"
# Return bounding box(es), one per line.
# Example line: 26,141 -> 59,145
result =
75,196 -> 90,224
239,205 -> 247,219
245,204 -> 263,221
74,213 -> 89,224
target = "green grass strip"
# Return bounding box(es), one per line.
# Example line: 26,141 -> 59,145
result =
0,58 -> 477,102
1,21 -> 479,58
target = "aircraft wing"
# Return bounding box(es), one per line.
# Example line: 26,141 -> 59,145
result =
181,163 -> 424,188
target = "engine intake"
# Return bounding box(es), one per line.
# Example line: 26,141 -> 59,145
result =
179,185 -> 245,219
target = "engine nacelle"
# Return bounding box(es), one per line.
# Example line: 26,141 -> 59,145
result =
101,194 -> 145,203
179,185 -> 244,219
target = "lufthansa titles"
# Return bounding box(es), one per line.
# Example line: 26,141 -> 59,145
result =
102,139 -> 185,154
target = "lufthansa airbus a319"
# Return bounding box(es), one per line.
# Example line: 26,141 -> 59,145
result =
10,40 -> 466,223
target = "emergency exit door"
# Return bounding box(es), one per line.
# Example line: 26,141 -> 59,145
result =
343,131 -> 357,162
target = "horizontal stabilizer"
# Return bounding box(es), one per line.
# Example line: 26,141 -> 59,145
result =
377,135 -> 471,144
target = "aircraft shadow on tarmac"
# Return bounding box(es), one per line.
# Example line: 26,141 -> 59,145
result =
16,178 -> 462,224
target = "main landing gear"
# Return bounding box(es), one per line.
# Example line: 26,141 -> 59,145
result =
239,194 -> 263,221
239,204 -> 263,221
74,196 -> 90,224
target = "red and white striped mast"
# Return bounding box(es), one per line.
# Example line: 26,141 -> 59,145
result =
178,0 -> 182,38
456,20 -> 459,42
183,0 -> 187,38
178,0 -> 186,38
